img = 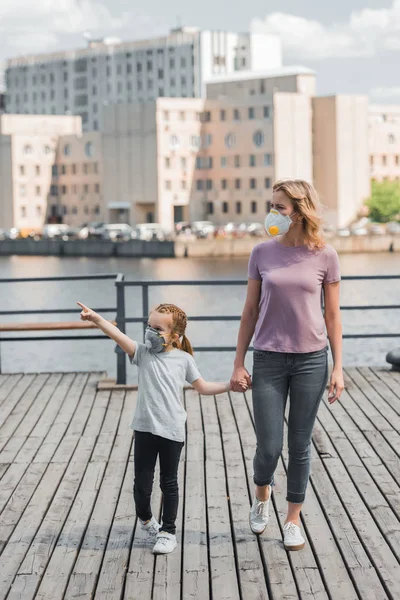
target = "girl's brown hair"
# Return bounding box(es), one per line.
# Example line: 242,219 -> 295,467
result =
272,179 -> 325,249
153,303 -> 194,355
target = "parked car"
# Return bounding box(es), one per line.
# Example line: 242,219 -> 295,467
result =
175,222 -> 192,236
245,222 -> 265,237
78,222 -> 105,240
42,224 -> 70,239
136,223 -> 171,241
190,221 -> 216,239
99,223 -> 136,241
386,221 -> 400,234
337,228 -> 351,237
351,227 -> 368,236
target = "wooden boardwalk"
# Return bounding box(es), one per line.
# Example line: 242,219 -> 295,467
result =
0,368 -> 399,599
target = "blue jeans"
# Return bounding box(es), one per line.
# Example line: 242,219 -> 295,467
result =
252,347 -> 328,504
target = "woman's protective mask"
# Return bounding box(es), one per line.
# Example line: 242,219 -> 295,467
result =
264,209 -> 295,236
144,326 -> 166,353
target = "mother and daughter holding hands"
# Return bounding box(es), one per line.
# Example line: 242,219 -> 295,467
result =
77,179 -> 344,556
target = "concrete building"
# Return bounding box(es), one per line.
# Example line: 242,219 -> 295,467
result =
368,105 -> 400,182
0,114 -> 81,231
313,96 -> 370,228
4,27 -> 282,131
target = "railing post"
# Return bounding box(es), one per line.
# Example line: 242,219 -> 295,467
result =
142,284 -> 149,340
115,273 -> 126,385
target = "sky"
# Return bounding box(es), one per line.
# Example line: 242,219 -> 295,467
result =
1,0 -> 400,102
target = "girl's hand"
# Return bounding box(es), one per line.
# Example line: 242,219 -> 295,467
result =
230,366 -> 252,392
76,302 -> 102,325
328,368 -> 344,404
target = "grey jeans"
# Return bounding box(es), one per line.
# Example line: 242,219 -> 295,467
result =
252,347 -> 328,504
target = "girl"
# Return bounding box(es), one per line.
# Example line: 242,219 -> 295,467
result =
77,301 -> 238,555
230,179 -> 344,551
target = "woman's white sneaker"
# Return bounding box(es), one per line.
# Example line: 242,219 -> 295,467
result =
249,492 -> 271,534
140,516 -> 160,538
152,531 -> 177,554
283,522 -> 305,551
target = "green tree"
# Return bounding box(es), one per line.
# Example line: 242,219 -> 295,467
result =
366,181 -> 400,223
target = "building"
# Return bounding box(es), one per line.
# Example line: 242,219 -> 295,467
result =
313,96 -> 370,228
4,27 -> 282,131
0,114 -> 82,231
368,105 -> 400,182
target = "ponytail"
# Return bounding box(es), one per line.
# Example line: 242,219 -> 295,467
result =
180,334 -> 194,356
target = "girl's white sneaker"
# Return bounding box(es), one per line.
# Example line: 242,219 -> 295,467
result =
152,531 -> 177,554
140,516 -> 160,538
283,522 -> 305,551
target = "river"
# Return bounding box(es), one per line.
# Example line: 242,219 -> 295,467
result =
0,252 -> 399,382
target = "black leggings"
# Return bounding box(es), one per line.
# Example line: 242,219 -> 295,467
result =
134,431 -> 184,534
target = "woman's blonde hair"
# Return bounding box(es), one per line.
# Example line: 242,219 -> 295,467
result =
272,179 -> 325,249
153,303 -> 194,355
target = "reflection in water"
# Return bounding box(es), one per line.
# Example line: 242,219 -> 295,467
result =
0,253 -> 398,381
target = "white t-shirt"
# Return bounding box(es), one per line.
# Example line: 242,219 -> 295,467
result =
130,343 -> 201,442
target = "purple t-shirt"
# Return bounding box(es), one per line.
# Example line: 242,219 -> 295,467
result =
248,239 -> 341,353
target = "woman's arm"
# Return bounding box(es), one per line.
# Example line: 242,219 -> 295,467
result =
323,282 -> 344,403
230,278 -> 261,390
191,378 -> 231,395
77,302 -> 136,357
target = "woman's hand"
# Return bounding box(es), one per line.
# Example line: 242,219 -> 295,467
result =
77,302 -> 102,326
230,365 -> 252,392
328,368 -> 344,404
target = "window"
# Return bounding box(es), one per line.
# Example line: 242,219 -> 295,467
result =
35,186 -> 41,196
84,206 -> 89,215
382,155 -> 387,166
206,179 -> 213,190
63,73 -> 68,83
169,135 -> 180,150
196,180 -> 204,191
19,184 -> 26,196
202,134 -> 212,148
95,183 -> 100,193
117,82 -> 123,94
83,164 -> 89,174
221,156 -> 227,167
251,201 -> 257,214
249,155 -> 256,167
179,111 -> 185,121
84,184 -> 89,193
165,157 -> 171,168
50,185 -> 58,196
36,205 -> 42,217
396,155 -> 400,166
72,164 -> 77,175
207,202 -> 214,215
61,185 -> 67,195
263,106 -> 270,119
235,179 -> 241,189
202,111 -> 211,122
236,201 -> 242,215
181,180 -> 187,190
181,57 -> 186,68
250,178 -> 257,189
234,155 -> 240,168
370,155 -> 374,166
163,110 -> 169,121
75,59 -> 87,73
248,107 -> 255,119
165,180 -> 172,190
234,109 -> 240,121
94,205 -> 100,215
170,58 -> 175,68
266,200 -> 272,213
137,62 -> 142,73
264,153 -> 272,166
190,135 -> 201,150
253,131 -> 265,148
93,103 -> 98,114
389,134 -> 396,144
222,202 -> 229,214
158,69 -> 164,79
41,91 -> 46,102
220,109 -> 226,121
117,65 -> 122,75
181,76 -> 187,86
52,165 -> 58,177
35,165 -> 40,176
72,207 -> 78,215
19,165 -> 25,175
265,177 -> 271,189
44,145 -> 52,155
195,157 -> 202,169
222,179 -> 227,190
225,133 -> 236,148
127,64 -> 132,74
147,61 -> 153,71
20,206 -> 26,218
23,144 -> 33,155
41,75 -> 46,84
85,142 -> 94,157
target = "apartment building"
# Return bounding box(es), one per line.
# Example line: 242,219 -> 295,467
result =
369,105 -> 400,182
4,28 -> 282,131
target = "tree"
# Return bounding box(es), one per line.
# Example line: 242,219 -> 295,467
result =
366,180 -> 400,223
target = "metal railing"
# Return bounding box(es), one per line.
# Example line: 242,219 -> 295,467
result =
0,274 -> 399,384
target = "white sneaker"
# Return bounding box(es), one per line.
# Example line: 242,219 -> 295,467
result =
249,491 -> 271,534
283,522 -> 305,551
140,516 -> 160,538
152,531 -> 177,554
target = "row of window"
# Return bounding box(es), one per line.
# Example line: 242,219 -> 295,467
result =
370,154 -> 400,166
194,177 -> 272,191
194,153 -> 273,169
19,162 -> 98,177
207,200 -> 271,216
19,205 -> 44,218
168,131 -> 268,152
163,106 -> 271,123
50,183 -> 101,196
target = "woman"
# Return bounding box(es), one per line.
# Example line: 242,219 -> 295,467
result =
230,179 -> 344,551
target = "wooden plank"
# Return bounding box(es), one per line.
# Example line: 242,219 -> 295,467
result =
0,374 -> 36,428
201,392 -> 241,600
0,374 -> 61,462
63,405 -> 129,598
0,463 -> 9,481
180,389 -> 210,600
216,392 -> 270,600
359,368 -> 400,417
34,461 -> 106,600
0,374 -> 23,411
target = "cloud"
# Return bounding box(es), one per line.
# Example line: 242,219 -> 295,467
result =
251,1 -> 400,59
369,87 -> 400,101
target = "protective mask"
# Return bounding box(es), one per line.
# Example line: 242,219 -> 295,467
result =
144,326 -> 166,353
264,209 -> 295,237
